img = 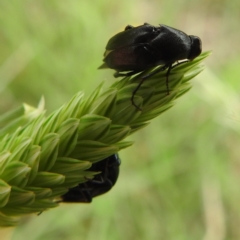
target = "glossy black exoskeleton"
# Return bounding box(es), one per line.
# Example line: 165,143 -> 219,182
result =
61,154 -> 121,203
99,23 -> 202,109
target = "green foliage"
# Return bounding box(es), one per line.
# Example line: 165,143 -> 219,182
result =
0,53 -> 208,226
2,1 -> 240,239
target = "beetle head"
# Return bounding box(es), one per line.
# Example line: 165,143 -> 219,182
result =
188,36 -> 202,60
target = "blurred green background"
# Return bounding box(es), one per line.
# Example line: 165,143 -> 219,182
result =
1,0 -> 240,239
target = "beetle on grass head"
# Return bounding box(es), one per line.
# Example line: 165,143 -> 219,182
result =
99,23 -> 202,109
61,154 -> 121,203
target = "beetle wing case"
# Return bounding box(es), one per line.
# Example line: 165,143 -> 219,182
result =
103,44 -> 160,71
106,23 -> 159,50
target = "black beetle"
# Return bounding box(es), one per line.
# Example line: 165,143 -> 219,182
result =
99,23 -> 202,109
61,154 -> 121,203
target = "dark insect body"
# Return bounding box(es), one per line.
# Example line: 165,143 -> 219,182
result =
99,23 -> 202,109
61,154 -> 121,203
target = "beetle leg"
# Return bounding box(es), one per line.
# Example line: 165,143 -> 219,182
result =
142,64 -> 172,94
114,70 -> 142,78
171,60 -> 190,69
76,184 -> 93,202
131,77 -> 146,111
131,64 -> 172,111
61,183 -> 93,203
164,60 -> 190,94
81,190 -> 92,202
88,177 -> 105,185
84,158 -> 109,185
130,64 -> 170,110
141,64 -> 169,80
163,60 -> 191,95
164,60 -> 190,95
